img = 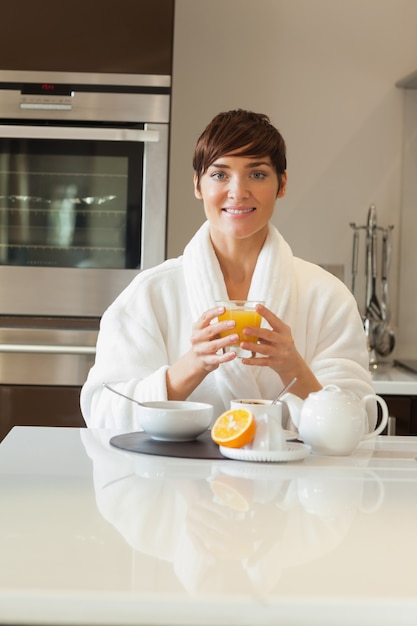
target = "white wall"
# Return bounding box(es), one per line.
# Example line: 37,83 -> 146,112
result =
397,90 -> 417,357
168,0 -> 417,357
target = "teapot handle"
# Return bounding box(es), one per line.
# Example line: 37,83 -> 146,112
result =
361,394 -> 389,439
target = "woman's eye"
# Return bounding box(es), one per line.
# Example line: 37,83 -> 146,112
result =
251,171 -> 267,179
211,171 -> 227,180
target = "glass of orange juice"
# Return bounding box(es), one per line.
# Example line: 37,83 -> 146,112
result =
216,300 -> 264,357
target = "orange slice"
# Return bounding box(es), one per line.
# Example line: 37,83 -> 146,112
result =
211,408 -> 256,448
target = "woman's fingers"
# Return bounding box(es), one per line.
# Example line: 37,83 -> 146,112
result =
240,304 -> 297,372
190,306 -> 238,369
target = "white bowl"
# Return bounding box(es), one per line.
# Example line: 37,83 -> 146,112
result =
135,401 -> 214,442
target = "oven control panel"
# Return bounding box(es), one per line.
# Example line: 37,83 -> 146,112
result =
20,83 -> 73,110
20,96 -> 72,110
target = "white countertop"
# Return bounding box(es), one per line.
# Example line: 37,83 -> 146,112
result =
371,363 -> 417,395
1,426 -> 417,626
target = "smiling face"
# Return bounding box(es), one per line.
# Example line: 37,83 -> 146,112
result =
194,154 -> 287,248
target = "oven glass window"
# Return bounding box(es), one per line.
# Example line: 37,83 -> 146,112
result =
0,137 -> 143,269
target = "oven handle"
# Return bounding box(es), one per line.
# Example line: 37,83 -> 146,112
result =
0,344 -> 96,355
0,125 -> 160,142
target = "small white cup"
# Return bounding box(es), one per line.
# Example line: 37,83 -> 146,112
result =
230,399 -> 286,451
230,398 -> 272,417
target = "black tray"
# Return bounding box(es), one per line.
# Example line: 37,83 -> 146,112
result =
110,430 -> 224,459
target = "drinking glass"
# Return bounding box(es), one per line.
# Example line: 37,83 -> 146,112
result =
216,300 -> 264,358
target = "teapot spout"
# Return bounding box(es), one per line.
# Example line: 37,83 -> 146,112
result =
280,392 -> 303,429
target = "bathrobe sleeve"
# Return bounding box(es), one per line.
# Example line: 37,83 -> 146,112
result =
288,258 -> 377,429
80,258 -> 192,429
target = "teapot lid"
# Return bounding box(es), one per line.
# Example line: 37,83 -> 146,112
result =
310,384 -> 358,401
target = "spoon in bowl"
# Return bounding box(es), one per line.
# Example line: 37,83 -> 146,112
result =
103,382 -> 147,406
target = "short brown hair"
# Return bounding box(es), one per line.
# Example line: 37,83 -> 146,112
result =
192,109 -> 287,189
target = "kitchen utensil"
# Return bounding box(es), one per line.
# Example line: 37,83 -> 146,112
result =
380,226 -> 394,322
380,228 -> 388,322
365,324 -> 380,369
365,205 -> 383,322
364,211 -> 373,314
350,223 -> 360,295
103,382 -> 146,406
374,324 -> 396,357
374,226 -> 395,357
272,376 -> 297,404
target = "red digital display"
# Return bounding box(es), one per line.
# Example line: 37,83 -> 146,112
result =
21,83 -> 73,97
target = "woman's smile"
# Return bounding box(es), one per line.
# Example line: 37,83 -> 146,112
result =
222,205 -> 256,215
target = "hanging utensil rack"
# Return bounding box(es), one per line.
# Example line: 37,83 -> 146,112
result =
350,204 -> 395,366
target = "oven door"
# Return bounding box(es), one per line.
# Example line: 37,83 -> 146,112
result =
0,122 -> 168,316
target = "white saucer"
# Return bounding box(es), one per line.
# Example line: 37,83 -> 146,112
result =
219,441 -> 311,463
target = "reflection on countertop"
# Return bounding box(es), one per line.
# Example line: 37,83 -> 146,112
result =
80,429 -> 384,596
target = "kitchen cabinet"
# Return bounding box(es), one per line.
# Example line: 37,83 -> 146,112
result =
0,0 -> 174,75
0,385 -> 85,443
379,394 -> 414,435
371,364 -> 417,435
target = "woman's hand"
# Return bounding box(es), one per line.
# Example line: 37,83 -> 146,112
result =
166,305 -> 239,400
240,303 -> 322,399
189,305 -> 242,369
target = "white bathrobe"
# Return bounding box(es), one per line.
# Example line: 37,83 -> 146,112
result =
81,222 -> 374,429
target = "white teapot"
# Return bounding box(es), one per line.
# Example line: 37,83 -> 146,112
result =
281,384 -> 389,456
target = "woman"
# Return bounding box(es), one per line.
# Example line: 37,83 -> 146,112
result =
81,109 -> 374,429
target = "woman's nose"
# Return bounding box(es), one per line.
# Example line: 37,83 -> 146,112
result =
227,176 -> 249,199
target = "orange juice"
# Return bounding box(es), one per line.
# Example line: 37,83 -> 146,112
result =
218,306 -> 262,345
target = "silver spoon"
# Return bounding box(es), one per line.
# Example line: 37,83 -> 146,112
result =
103,382 -> 147,406
271,377 -> 297,404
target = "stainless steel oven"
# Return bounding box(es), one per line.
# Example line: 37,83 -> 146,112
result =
0,70 -> 171,439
